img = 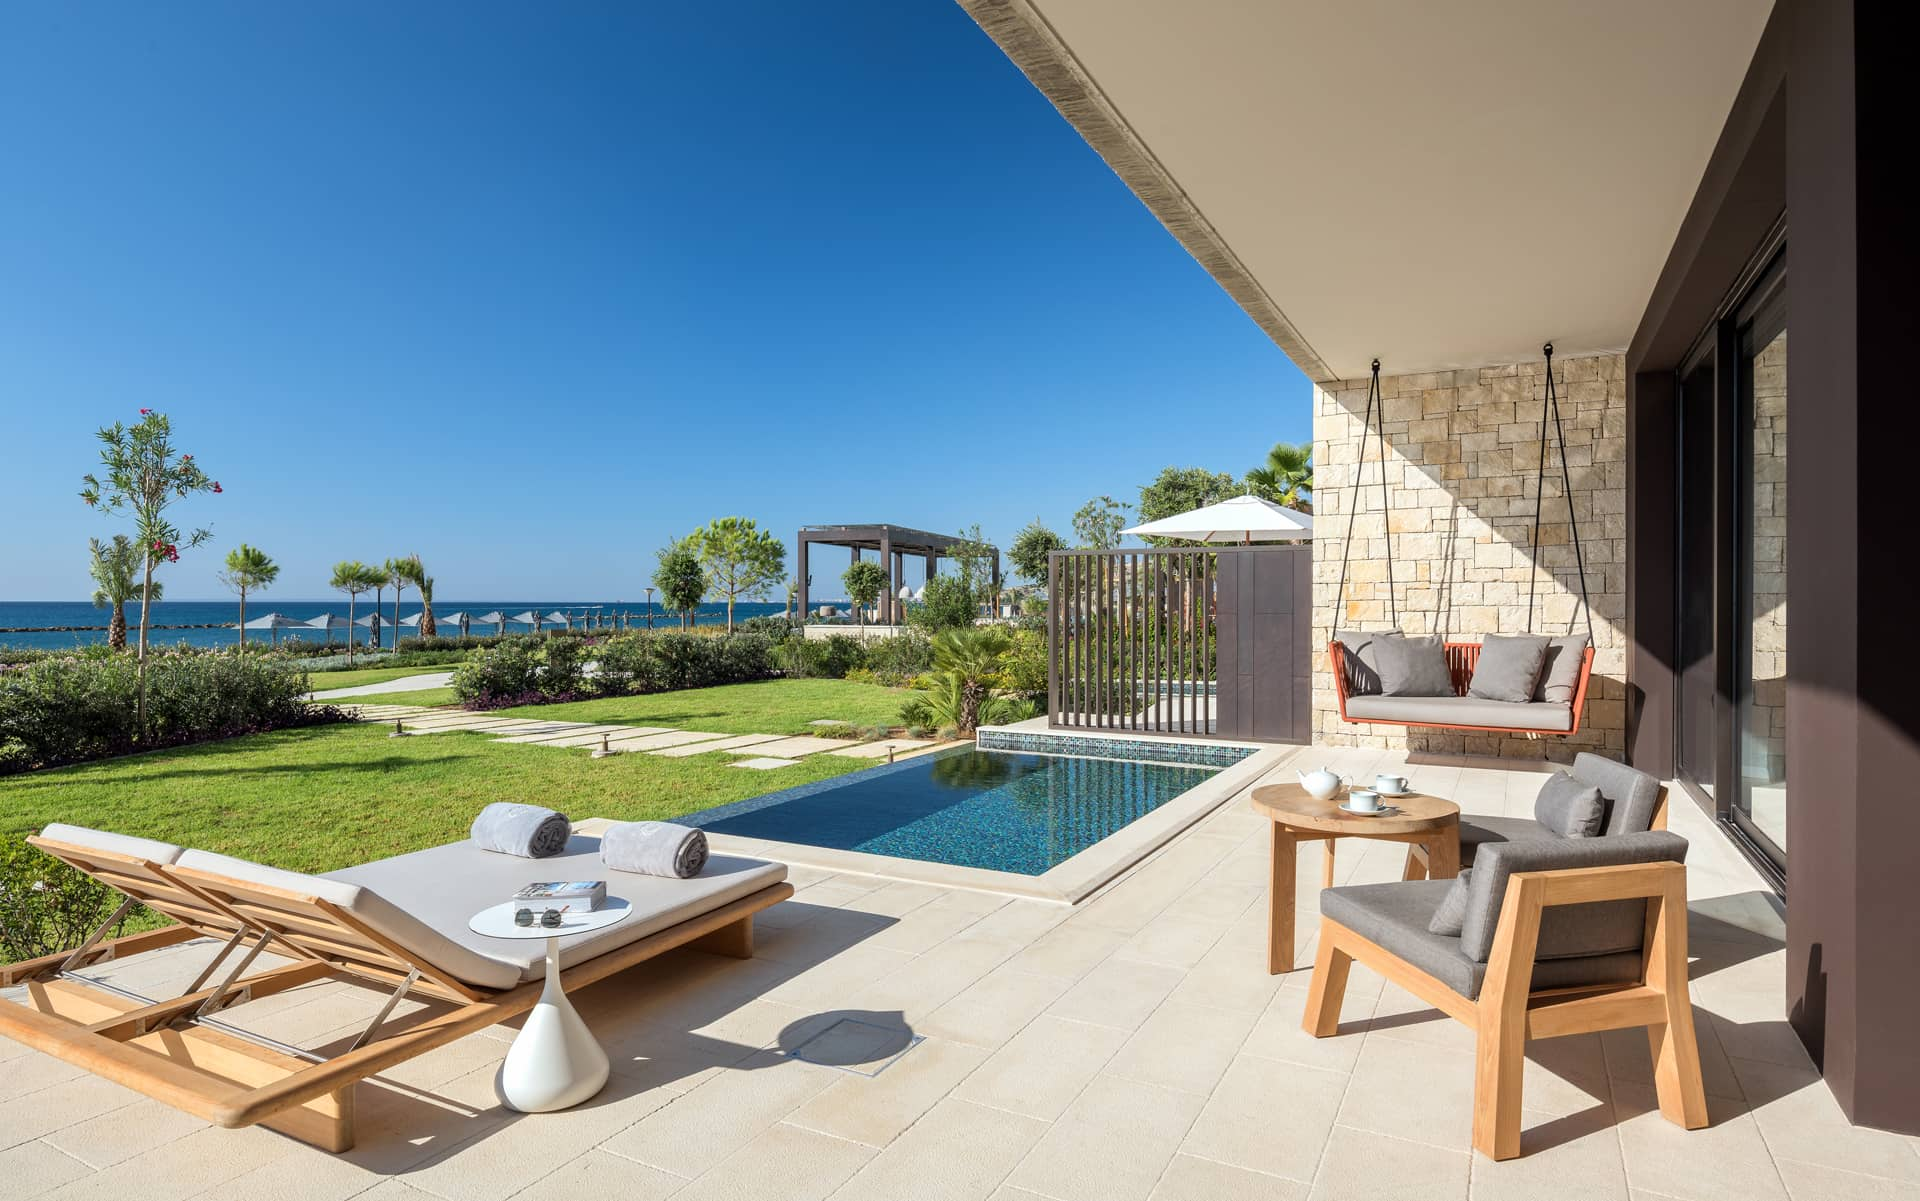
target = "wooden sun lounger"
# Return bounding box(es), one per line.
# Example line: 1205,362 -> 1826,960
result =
0,834 -> 792,1151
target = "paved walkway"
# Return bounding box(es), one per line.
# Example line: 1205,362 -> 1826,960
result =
346,703 -> 934,768
307,672 -> 454,701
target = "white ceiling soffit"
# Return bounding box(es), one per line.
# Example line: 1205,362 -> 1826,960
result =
960,0 -> 1772,382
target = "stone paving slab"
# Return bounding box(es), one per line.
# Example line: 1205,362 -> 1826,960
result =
730,756 -> 803,770
491,724 -> 628,745
534,726 -> 680,749
598,729 -> 731,752
648,733 -> 786,758
741,735 -> 855,759
828,739 -> 936,759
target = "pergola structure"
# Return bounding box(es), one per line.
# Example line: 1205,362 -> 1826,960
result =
797,523 -> 999,625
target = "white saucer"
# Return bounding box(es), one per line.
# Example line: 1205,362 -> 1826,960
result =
1338,802 -> 1396,817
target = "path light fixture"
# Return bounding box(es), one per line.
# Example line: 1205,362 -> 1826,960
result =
592,733 -> 616,759
390,720 -> 406,738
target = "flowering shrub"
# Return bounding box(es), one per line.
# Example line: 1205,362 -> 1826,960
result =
455,632 -> 777,708
776,634 -> 867,680
0,840 -> 142,963
0,651 -> 348,774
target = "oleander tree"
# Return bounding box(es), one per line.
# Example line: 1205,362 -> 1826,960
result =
80,410 -> 220,733
88,534 -> 160,652
691,517 -> 785,632
1008,519 -> 1066,589
1072,495 -> 1129,550
843,560 -> 888,626
220,544 -> 279,649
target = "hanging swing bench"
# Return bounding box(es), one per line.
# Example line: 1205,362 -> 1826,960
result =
1329,346 -> 1597,737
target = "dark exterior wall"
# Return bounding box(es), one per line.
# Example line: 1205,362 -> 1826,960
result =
1627,0 -> 1920,1134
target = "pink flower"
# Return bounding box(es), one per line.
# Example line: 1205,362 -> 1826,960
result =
212,482 -> 222,493
139,408 -> 151,415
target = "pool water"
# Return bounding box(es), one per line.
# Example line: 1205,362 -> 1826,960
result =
683,746 -> 1233,876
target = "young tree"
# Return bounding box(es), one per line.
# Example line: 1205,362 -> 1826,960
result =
1137,466 -> 1241,533
1072,495 -> 1129,550
946,524 -> 999,613
910,574 -> 978,632
653,539 -> 707,630
329,560 -> 381,666
1007,519 -> 1067,587
692,516 -> 786,632
220,544 -> 280,649
88,535 -> 160,652
843,560 -> 888,626
80,410 -> 220,732
384,557 -> 412,649
1246,441 -> 1314,511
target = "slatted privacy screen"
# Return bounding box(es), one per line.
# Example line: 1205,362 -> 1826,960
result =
1046,546 -> 1309,744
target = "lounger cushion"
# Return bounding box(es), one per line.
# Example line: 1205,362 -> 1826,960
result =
37,823 -> 185,866
1320,880 -> 1644,1000
325,835 -> 787,982
1342,695 -> 1574,732
1534,634 -> 1591,704
1376,634 -> 1454,697
176,848 -> 526,991
1466,634 -> 1551,703
1458,831 -> 1690,965
1570,752 -> 1663,836
1334,630 -> 1387,695
1533,773 -> 1605,838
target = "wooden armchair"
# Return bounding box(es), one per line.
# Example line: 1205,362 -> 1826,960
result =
1302,830 -> 1707,1160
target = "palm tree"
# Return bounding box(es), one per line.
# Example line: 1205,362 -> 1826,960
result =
88,535 -> 157,651
219,544 -> 280,649
1247,440 -> 1314,511
329,560 -> 381,666
930,626 -> 1015,737
407,557 -> 437,638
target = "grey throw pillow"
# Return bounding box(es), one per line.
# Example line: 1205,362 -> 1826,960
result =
1334,629 -> 1385,696
1376,634 -> 1453,697
1427,869 -> 1473,936
1534,772 -> 1605,837
1468,634 -> 1551,703
1534,634 -> 1591,703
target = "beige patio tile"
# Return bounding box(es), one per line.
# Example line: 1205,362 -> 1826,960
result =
604,729 -> 733,751
44,1097 -> 208,1169
1732,1056 -> 1920,1184
599,1050 -> 839,1178
1612,1083 -> 1788,1201
829,1098 -> 1048,1201
962,898 -> 1073,945
0,1141 -> 93,1201
1774,1160 -> 1920,1201
1468,1103 -> 1630,1201
764,941 -> 920,1009
1115,911 -> 1229,970
0,1048 -> 86,1103
866,889 -> 1008,953
1162,930 -> 1287,1015
0,1076 -> 137,1153
672,1122 -> 874,1201
750,736 -> 856,758
1307,1126 -> 1470,1201
787,1037 -> 992,1147
1149,1153 -> 1308,1200
34,1124 -> 291,1201
1601,1016 -> 1744,1101
505,1149 -> 685,1200
1008,1074 -> 1207,1201
1180,1056 -> 1349,1182
1004,922 -> 1127,981
1240,986 -> 1367,1074
850,935 -> 1021,1019
919,965 -> 1076,1049
650,733 -> 783,757
1158,879 -> 1265,926
1047,955 -> 1185,1030
953,1015 -> 1127,1122
842,879 -> 948,919
1104,1001 -> 1259,1097
193,1148 -> 391,1201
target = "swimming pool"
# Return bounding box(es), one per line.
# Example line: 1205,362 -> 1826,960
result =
683,743 -> 1252,876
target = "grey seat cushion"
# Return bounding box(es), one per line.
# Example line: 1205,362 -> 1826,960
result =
1321,879 -> 1645,1001
1459,831 -> 1690,964
1467,634 -> 1551,703
1456,814 -> 1561,865
1570,752 -> 1662,835
326,836 -> 787,983
1343,694 -> 1574,731
1377,634 -> 1454,697
1334,629 -> 1387,695
1534,773 -> 1605,837
1534,634 -> 1591,704
38,823 -> 184,865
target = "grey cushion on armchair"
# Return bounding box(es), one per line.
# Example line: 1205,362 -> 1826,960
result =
1457,830 -> 1690,964
1454,754 -> 1663,867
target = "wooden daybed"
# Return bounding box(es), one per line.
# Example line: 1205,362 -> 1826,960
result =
0,825 -> 791,1151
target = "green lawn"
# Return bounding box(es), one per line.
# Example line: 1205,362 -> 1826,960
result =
333,687 -> 460,708
498,678 -> 908,734
303,664 -> 454,691
1,720 -> 868,876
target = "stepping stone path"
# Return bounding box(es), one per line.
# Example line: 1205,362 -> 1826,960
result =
345,704 -> 936,769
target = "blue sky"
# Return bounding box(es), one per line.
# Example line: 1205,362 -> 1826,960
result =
0,1 -> 1310,601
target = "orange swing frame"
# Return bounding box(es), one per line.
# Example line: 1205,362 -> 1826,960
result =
1327,640 -> 1597,737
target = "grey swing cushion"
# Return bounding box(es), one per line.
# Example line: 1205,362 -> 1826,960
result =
1375,634 -> 1454,697
1467,634 -> 1551,703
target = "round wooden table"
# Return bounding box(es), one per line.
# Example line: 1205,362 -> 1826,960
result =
1251,783 -> 1461,974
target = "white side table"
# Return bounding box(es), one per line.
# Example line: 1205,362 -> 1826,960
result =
469,899 -> 631,1112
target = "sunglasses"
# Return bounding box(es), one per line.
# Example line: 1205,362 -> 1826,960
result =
514,907 -> 565,928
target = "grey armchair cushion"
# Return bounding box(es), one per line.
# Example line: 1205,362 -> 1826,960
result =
1570,752 -> 1662,835
1458,830 -> 1689,964
1457,815 -> 1562,866
1534,634 -> 1591,704
1467,634 -> 1551,703
1376,634 -> 1454,697
1534,772 -> 1605,837
1321,879 -> 1648,1001
1427,869 -> 1473,935
1334,629 -> 1386,695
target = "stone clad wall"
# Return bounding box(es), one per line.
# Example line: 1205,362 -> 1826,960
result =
1310,353 -> 1627,760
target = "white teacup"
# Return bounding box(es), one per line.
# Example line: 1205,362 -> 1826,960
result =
1374,774 -> 1409,796
1346,789 -> 1381,813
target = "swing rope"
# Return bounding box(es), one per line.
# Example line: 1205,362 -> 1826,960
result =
1333,359 -> 1395,630
1526,343 -> 1597,643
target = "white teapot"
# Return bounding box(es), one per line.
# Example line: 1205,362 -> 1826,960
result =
1297,766 -> 1343,800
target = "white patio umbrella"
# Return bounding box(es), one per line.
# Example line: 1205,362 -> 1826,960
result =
510,610 -> 544,634
437,611 -> 474,638
474,610 -> 507,635
240,612 -> 299,646
302,613 -> 349,647
1121,494 -> 1314,544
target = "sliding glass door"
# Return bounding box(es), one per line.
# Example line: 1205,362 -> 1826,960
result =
1734,266 -> 1787,862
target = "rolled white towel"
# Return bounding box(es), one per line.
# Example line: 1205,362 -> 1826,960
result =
470,802 -> 571,858
602,821 -> 708,879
